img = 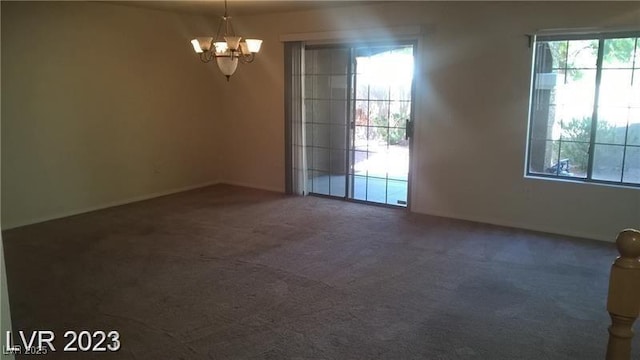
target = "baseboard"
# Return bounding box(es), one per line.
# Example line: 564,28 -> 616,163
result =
5,181 -> 612,242
2,181 -> 220,230
413,208 -> 615,243
219,180 -> 284,194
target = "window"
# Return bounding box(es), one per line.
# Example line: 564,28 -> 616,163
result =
527,32 -> 640,186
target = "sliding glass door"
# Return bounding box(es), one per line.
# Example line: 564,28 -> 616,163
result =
303,43 -> 415,207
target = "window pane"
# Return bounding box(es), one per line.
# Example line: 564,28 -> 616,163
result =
623,146 -> 640,184
355,146 -> 405,179
375,127 -> 389,144
637,40 -> 640,70
311,171 -> 330,195
352,175 -> 366,200
599,69 -> 634,108
390,84 -> 412,101
354,126 -> 367,148
366,176 -> 386,204
603,37 -> 638,69
329,149 -> 347,172
312,124 -> 330,148
331,100 -> 347,125
305,122 -> 313,147
305,147 -> 313,168
356,80 -> 370,100
369,100 -> 390,126
555,70 -> 596,112
596,108 -> 629,145
315,50 -> 332,74
592,144 -> 624,182
329,150 -> 346,197
529,139 -> 559,175
529,104 -> 558,141
390,101 -> 410,126
329,125 -> 347,149
369,84 -> 390,102
561,116 -> 592,142
331,49 -> 349,74
311,100 -> 330,124
304,99 -> 314,122
304,75 -> 314,99
311,147 -> 330,172
544,41 -> 567,69
388,148 -> 409,179
314,75 -> 331,99
632,69 -> 640,107
389,126 -> 405,146
329,176 -> 346,197
628,109 -> 640,146
352,150 -> 368,175
307,168 -> 315,184
567,39 -> 599,69
559,141 -> 589,178
305,50 -> 317,74
387,179 -> 408,206
330,75 -> 347,99
355,101 -> 369,126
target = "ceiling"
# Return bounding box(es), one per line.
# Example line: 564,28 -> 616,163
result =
110,1 -> 382,16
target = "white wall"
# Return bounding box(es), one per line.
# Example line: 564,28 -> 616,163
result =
0,6 -> 14,353
0,233 -> 13,360
1,2 -> 226,229
220,1 -> 640,241
1,1 -> 638,241
1,44 -> 14,357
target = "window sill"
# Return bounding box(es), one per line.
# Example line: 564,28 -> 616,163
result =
524,174 -> 640,190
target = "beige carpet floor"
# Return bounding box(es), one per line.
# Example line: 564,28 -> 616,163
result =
3,184 -> 637,359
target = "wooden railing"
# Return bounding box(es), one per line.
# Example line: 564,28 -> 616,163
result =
606,228 -> 640,360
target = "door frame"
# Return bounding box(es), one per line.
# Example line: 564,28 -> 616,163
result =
292,39 -> 419,210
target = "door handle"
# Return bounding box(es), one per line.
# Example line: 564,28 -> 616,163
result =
405,119 -> 413,140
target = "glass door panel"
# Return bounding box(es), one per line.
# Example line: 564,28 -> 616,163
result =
348,45 -> 414,206
304,48 -> 349,198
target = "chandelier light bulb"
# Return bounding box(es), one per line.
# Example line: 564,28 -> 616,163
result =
214,41 -> 229,55
224,36 -> 242,51
191,37 -> 213,53
245,39 -> 263,53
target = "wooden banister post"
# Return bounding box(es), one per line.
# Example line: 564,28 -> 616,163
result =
606,229 -> 640,360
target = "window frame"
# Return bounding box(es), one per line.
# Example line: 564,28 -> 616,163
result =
525,30 -> 640,188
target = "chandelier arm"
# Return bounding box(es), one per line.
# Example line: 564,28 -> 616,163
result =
200,52 -> 213,63
238,53 -> 255,64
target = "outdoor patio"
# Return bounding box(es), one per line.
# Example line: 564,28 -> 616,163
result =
309,143 -> 409,206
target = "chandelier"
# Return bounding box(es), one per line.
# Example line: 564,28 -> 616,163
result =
190,0 -> 263,81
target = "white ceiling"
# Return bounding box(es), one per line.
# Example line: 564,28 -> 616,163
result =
109,0 -> 383,16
